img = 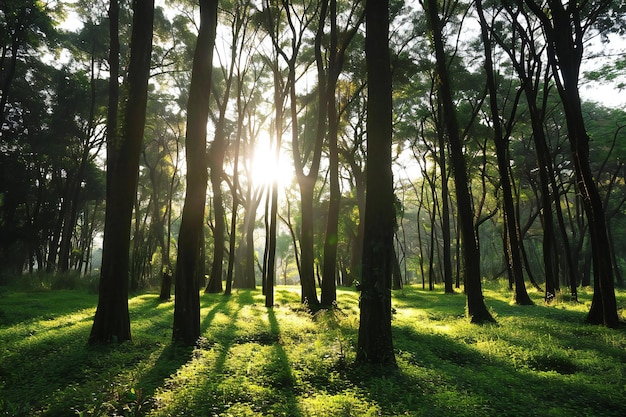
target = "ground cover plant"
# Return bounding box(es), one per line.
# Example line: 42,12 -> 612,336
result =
1,283 -> 625,416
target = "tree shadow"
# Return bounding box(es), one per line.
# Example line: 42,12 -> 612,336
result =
266,307 -> 303,416
144,290 -> 303,416
348,323 -> 626,416
0,289 -> 98,326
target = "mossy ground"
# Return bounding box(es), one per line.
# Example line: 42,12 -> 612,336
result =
1,283 -> 625,416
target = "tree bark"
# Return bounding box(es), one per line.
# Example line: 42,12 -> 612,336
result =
355,0 -> 397,367
321,0 -> 339,307
89,0 -> 154,344
438,117 -> 453,293
423,0 -> 494,323
173,0 -> 218,345
525,0 -> 619,326
476,0 -> 532,305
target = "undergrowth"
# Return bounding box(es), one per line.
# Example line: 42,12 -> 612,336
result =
1,283 -> 625,416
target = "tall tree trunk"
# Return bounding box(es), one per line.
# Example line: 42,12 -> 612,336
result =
525,0 -> 618,326
206,66 -> 236,293
476,0 -> 532,305
265,181 -> 278,308
89,0 -> 154,344
173,0 -> 218,345
423,0 -> 494,323
265,67 -> 284,307
495,1 -> 559,301
355,0 -> 396,367
321,0 -> 363,305
438,120 -> 453,293
321,0 -> 339,306
225,117 -> 241,296
342,116 -> 366,288
269,0 -> 324,307
206,151 -> 225,293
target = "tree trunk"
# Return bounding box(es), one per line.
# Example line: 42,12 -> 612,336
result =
225,119 -> 241,296
424,0 -> 494,323
89,0 -> 154,344
355,0 -> 397,367
476,0 -> 532,305
265,181 -> 278,308
525,0 -> 619,326
172,0 -> 218,345
206,161 -> 225,293
207,61 -> 236,293
321,0 -> 340,307
438,120 -> 453,293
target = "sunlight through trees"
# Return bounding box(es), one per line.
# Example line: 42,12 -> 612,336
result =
1,0 -> 625,352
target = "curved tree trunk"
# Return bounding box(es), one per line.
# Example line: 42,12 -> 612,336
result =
524,0 -> 618,326
173,0 -> 218,345
476,0 -> 532,305
90,0 -> 154,344
424,0 -> 494,323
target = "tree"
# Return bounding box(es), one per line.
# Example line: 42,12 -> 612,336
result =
355,0 -> 396,367
320,0 -> 364,306
422,0 -> 495,323
280,0 -> 322,306
89,0 -> 154,344
205,2 -> 241,294
0,0 -> 57,128
173,0 -> 219,345
476,0 -> 532,305
524,0 -> 620,327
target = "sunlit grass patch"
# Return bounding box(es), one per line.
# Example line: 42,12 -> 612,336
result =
299,390 -> 382,417
2,284 -> 626,416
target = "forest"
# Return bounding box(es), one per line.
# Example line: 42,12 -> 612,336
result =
1,0 -> 626,413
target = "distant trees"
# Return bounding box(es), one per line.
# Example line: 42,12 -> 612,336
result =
0,1 -> 106,277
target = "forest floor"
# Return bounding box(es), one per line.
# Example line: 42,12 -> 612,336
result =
1,281 -> 625,416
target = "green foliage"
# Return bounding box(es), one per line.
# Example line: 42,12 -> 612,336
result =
1,285 -> 626,416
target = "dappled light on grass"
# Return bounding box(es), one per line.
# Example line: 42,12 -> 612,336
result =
1,285 -> 626,416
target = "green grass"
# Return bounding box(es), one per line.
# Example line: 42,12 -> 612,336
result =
1,283 -> 625,416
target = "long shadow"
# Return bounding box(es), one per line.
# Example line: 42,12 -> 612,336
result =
156,292 -> 304,416
1,292 -> 179,416
349,322 -> 626,416
145,290 -> 257,415
266,307 -> 304,416
484,295 -> 626,360
0,289 -> 98,326
135,292 -> 236,401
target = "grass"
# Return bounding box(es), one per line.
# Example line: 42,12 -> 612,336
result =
1,283 -> 625,416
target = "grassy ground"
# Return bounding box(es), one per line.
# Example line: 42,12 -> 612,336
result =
1,283 -> 625,416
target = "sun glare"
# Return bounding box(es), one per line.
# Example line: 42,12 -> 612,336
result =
250,144 -> 295,190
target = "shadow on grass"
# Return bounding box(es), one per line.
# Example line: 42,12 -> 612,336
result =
0,289 -> 98,326
146,290 -> 304,416
367,323 -> 626,416
266,307 -> 303,416
4,286 -> 625,416
1,292 -> 183,416
134,291 -> 249,408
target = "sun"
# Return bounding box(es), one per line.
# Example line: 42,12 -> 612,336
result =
250,143 -> 295,190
